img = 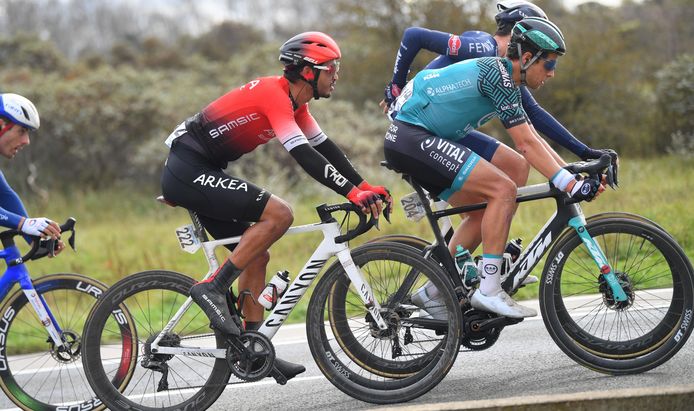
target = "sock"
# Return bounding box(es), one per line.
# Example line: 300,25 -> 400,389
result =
244,320 -> 262,331
479,254 -> 503,296
206,260 -> 242,290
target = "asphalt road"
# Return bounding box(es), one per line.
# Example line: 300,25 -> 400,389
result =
208,315 -> 694,411
2,300 -> 693,411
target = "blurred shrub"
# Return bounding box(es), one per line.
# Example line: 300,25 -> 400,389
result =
656,54 -> 694,157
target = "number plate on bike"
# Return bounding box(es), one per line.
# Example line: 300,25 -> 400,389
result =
400,191 -> 426,222
175,224 -> 201,254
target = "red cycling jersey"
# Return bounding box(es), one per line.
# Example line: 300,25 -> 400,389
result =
166,76 -> 327,162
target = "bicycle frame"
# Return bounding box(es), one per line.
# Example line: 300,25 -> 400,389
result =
0,245 -> 66,349
411,177 -> 628,302
152,215 -> 389,358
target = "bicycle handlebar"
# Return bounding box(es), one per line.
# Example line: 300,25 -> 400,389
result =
316,200 -> 390,244
0,218 -> 77,262
562,152 -> 619,204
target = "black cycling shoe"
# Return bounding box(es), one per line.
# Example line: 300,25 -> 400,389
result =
274,357 -> 305,381
190,281 -> 240,337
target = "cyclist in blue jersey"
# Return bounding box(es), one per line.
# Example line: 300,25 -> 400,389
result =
0,93 -> 63,249
381,0 -> 612,285
383,18 -> 603,318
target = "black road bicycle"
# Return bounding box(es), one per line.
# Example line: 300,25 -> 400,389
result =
326,154 -> 694,378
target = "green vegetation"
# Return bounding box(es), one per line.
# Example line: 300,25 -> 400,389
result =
17,156 -> 692,324
1,0 -> 692,326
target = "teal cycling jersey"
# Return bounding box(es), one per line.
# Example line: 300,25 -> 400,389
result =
396,57 -> 527,141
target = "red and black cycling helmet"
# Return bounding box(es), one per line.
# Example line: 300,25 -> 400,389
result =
279,31 -> 341,67
495,1 -> 548,35
279,32 -> 341,100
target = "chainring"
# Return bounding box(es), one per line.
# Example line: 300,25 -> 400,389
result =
461,309 -> 503,351
227,331 -> 275,382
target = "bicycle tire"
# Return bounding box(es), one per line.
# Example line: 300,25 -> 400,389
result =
540,217 -> 694,374
306,242 -> 462,404
0,273 -> 133,411
365,234 -> 431,250
82,270 -> 232,411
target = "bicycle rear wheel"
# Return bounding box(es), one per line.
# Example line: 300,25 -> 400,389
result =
0,273 -> 132,411
82,270 -> 231,411
306,242 -> 462,404
540,217 -> 694,374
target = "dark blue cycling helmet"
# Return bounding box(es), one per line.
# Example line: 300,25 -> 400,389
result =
495,1 -> 548,34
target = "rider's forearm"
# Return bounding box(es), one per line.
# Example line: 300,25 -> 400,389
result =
533,126 -> 567,167
0,206 -> 25,230
313,138 -> 364,187
289,143 -> 354,197
521,87 -> 589,158
508,125 -> 564,180
392,27 -> 452,87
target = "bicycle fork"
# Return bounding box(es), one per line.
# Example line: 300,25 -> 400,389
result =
568,215 -> 628,302
335,248 -> 389,331
21,284 -> 66,348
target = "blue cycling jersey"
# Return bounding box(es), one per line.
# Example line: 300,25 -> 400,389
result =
0,171 -> 27,229
397,57 -> 527,140
392,28 -> 497,87
390,26 -> 590,158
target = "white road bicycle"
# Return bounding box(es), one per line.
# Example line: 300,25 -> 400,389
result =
81,200 -> 463,410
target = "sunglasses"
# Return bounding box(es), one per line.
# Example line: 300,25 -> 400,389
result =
314,61 -> 340,75
539,56 -> 558,71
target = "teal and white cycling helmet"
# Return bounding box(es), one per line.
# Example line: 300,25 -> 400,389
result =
0,93 -> 40,130
511,16 -> 566,56
509,17 -> 566,84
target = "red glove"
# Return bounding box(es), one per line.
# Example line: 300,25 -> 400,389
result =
358,181 -> 393,219
347,187 -> 380,210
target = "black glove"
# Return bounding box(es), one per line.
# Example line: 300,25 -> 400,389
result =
582,148 -> 618,165
569,178 -> 601,202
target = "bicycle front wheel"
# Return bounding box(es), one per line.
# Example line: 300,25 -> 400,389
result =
0,273 -> 132,411
81,270 -> 231,411
307,242 -> 462,404
540,217 -> 694,374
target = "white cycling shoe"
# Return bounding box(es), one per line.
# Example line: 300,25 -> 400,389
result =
470,290 -> 537,319
411,285 -> 448,320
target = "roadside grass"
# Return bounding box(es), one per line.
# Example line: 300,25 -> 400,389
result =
19,155 -> 694,324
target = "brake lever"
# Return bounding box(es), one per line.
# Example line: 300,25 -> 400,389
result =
48,238 -> 57,257
605,165 -> 617,190
68,229 -> 76,251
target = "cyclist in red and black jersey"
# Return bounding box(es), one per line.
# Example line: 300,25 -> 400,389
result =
161,32 -> 392,380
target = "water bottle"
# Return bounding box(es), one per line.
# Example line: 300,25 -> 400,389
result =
501,238 -> 522,281
454,245 -> 478,288
258,270 -> 290,310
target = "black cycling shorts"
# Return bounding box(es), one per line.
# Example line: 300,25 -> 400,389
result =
384,119 -> 482,201
161,140 -> 271,247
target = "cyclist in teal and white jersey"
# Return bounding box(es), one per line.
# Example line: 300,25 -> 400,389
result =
384,17 -> 603,318
0,93 -> 63,248
383,1 -> 614,279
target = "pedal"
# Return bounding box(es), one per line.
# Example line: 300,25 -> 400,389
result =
270,366 -> 288,385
